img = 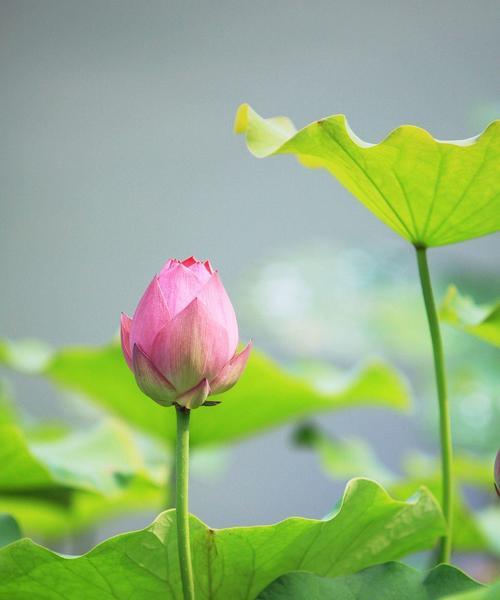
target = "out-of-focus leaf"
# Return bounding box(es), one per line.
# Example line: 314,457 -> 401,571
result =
0,400 -> 164,538
0,514 -> 22,548
0,339 -> 411,447
293,423 -> 395,484
440,286 -> 500,347
476,509 -> 500,557
404,452 -> 496,491
0,338 -> 52,374
256,562 -> 482,600
0,478 -> 161,540
0,419 -> 161,495
0,479 -> 445,599
235,104 -> 500,247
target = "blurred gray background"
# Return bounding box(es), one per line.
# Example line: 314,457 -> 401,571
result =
1,0 -> 499,536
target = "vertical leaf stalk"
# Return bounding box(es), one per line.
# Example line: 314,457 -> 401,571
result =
176,406 -> 195,599
416,246 -> 453,563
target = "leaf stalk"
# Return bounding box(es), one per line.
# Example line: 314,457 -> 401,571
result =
415,246 -> 453,563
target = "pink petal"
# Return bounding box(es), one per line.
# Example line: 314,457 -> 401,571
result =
120,313 -> 133,369
196,273 -> 239,352
204,260 -> 214,274
176,378 -> 210,409
181,256 -> 197,267
161,258 -> 177,271
132,344 -> 177,407
210,342 -> 252,395
188,261 -> 213,284
130,277 -> 171,357
157,263 -> 207,317
151,297 -> 232,394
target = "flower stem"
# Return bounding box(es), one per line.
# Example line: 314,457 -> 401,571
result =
175,406 -> 195,599
415,246 -> 453,564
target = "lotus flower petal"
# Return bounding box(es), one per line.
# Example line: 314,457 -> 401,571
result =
151,298 -> 231,393
204,260 -> 214,274
157,263 -> 208,317
130,277 -> 170,356
181,256 -> 198,267
132,344 -> 176,407
210,342 -> 252,395
120,313 -> 133,369
197,273 -> 239,352
176,378 -> 210,409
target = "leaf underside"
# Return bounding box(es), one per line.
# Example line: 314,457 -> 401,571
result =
0,479 -> 445,600
235,104 -> 500,247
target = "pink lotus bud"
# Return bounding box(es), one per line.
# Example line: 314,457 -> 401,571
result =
495,450 -> 500,497
121,257 -> 251,409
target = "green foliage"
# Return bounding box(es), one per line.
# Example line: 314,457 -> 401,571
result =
0,477 -> 161,540
0,339 -> 410,447
256,562 -> 483,600
0,389 -> 163,538
294,424 -> 498,555
0,514 -> 22,549
0,419 -> 159,495
235,104 -> 500,247
0,479 -> 445,599
440,286 -> 500,347
446,581 -> 500,600
294,423 -> 396,484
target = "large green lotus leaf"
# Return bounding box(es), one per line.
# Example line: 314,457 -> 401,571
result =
390,478 -> 490,555
256,562 -> 482,600
0,339 -> 410,447
295,425 -> 494,554
0,479 -> 445,600
446,581 -> 500,600
440,286 -> 500,347
235,104 -> 500,247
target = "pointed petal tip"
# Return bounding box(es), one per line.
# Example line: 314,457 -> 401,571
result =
204,259 -> 214,274
210,341 -> 252,396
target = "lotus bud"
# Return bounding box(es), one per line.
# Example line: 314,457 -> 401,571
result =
121,257 -> 251,409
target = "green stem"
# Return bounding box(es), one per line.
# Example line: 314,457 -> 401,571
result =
175,407 -> 195,599
415,246 -> 453,564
